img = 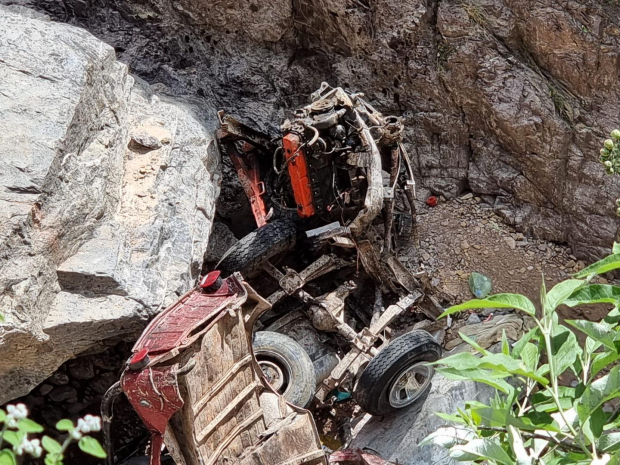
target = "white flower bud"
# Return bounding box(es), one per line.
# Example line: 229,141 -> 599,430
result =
605,139 -> 615,150
71,429 -> 83,441
605,161 -> 613,167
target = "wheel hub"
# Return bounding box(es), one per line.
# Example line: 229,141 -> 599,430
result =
388,363 -> 433,408
259,360 -> 285,392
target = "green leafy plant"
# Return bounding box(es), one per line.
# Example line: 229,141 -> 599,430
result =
422,246 -> 620,464
0,404 -> 105,465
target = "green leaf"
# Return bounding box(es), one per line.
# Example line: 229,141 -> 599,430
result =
0,410 -> 5,423
0,450 -> 16,465
508,425 -> 533,465
435,411 -> 468,425
436,367 -> 514,394
613,242 -> 620,254
459,332 -> 490,355
78,436 -> 106,459
512,326 -> 541,359
582,406 -> 605,443
520,342 -> 540,371
591,351 -> 620,380
501,329 -> 510,356
2,431 -> 21,447
574,254 -> 620,278
449,438 -> 513,464
44,454 -> 63,465
599,432 -> 620,452
55,419 -> 74,432
42,436 -> 63,454
564,284 -> 620,307
419,426 -> 474,449
545,279 -> 585,313
552,324 -> 581,376
576,364 -> 620,423
566,319 -> 616,351
17,418 -> 43,433
440,293 -> 536,318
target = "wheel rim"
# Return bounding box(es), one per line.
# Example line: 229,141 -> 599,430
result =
259,360 -> 286,391
387,363 -> 433,408
255,350 -> 292,395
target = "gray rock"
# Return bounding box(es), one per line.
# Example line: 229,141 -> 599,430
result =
350,375 -> 494,464
20,0 -> 620,263
0,7 -> 220,403
466,313 -> 481,325
48,386 -> 78,403
66,359 -> 95,380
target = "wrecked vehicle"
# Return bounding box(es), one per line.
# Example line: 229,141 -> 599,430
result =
215,84 -> 442,416
102,271 -> 326,465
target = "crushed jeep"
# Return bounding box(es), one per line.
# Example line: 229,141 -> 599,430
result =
102,272 -> 326,465
215,84 -> 443,416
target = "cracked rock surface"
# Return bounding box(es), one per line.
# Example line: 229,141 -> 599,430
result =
11,0 -> 620,261
0,6 -> 220,403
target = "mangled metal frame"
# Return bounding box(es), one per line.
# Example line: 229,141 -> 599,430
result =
102,272 -> 326,465
217,83 -> 442,408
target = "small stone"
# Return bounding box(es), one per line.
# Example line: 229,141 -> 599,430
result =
38,384 -> 53,396
527,266 -> 534,271
566,260 -> 576,268
504,237 -> 516,250
460,221 -> 467,227
537,244 -> 547,252
48,371 -> 69,386
65,402 -> 90,415
508,270 -> 514,275
461,240 -> 470,250
600,277 -> 609,284
519,268 -> 526,273
67,358 -> 95,380
421,251 -> 431,262
481,308 -> 494,316
466,313 -> 481,325
514,233 -> 525,241
473,244 -> 482,250
461,193 -> 473,200
48,386 -> 78,403
441,220 -> 449,226
576,260 -> 586,271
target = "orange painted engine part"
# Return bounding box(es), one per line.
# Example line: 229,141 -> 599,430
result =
283,132 -> 316,218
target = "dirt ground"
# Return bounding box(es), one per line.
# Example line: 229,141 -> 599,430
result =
407,192 -> 612,324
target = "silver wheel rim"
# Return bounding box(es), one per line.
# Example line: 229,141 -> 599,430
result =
388,363 -> 433,408
259,360 -> 286,391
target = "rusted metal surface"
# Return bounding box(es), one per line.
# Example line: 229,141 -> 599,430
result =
283,132 -> 316,218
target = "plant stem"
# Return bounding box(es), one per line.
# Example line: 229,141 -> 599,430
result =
538,317 -> 593,458
0,423 -> 7,450
52,436 -> 73,465
472,426 -> 583,453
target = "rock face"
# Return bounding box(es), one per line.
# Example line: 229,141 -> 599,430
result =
350,375 -> 495,464
12,0 -> 620,260
0,7 -> 220,403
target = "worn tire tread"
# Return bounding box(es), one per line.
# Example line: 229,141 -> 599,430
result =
217,220 -> 297,277
355,330 -> 441,416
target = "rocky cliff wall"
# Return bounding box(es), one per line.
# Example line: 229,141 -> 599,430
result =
0,6 -> 220,403
11,0 -> 620,261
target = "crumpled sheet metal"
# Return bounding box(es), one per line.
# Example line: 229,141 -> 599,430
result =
445,313 -> 536,351
329,449 -> 397,465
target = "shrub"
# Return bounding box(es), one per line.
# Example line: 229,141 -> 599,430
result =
422,245 -> 620,464
0,404 -> 105,465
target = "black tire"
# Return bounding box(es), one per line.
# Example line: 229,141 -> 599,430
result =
355,330 -> 441,416
216,220 -> 297,277
253,331 -> 316,408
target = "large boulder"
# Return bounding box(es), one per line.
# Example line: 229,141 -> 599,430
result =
19,0 -> 620,260
0,7 -> 220,403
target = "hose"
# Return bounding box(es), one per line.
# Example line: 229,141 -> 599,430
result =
101,381 -> 123,465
